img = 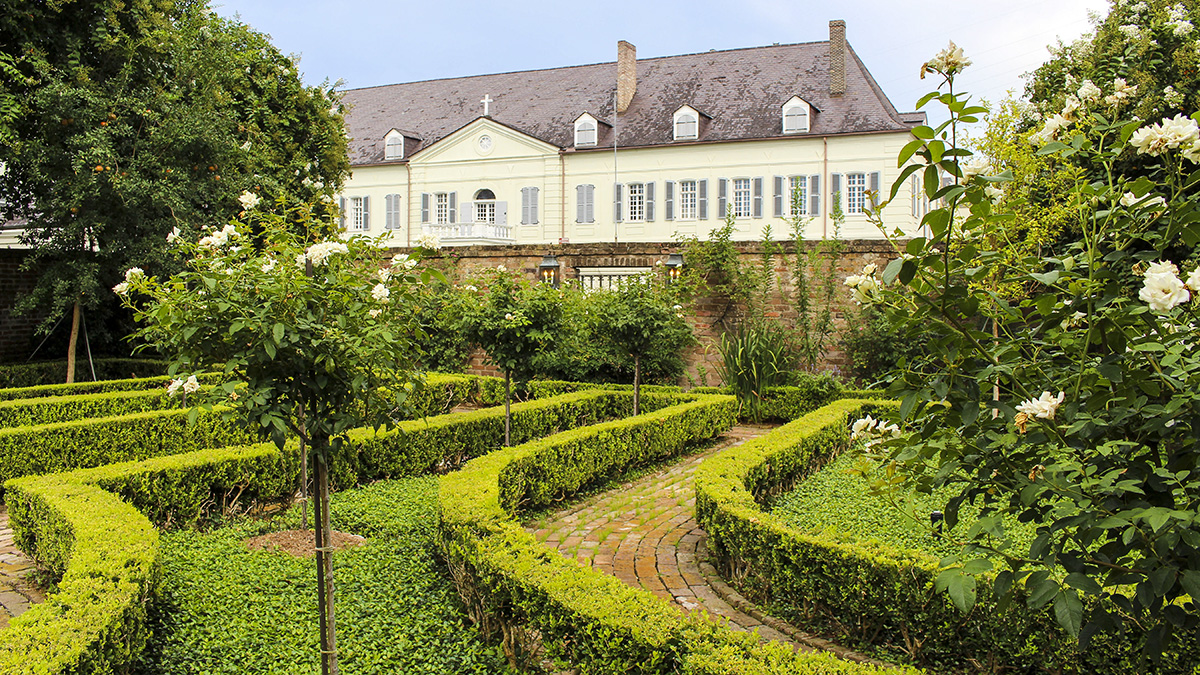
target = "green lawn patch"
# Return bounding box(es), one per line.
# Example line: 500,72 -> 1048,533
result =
136,476 -> 512,675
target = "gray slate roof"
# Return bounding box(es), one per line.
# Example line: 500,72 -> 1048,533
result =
342,41 -> 921,166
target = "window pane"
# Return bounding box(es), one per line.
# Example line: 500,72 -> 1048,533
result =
627,183 -> 644,222
734,178 -> 751,217
679,180 -> 697,220
789,176 -> 807,215
846,173 -> 866,214
436,193 -> 449,224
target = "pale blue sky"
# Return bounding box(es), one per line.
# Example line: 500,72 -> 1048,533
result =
213,0 -> 1109,117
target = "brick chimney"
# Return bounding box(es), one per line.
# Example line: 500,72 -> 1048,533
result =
617,40 -> 637,113
829,20 -> 846,96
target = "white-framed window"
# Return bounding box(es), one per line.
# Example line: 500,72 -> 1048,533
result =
575,114 -> 598,147
788,176 -> 807,215
435,193 -> 450,224
576,184 -> 595,223
678,180 -> 698,220
673,106 -> 699,141
474,189 -> 496,224
845,172 -> 867,214
384,130 -> 404,160
733,178 -> 752,218
349,196 -> 367,230
627,182 -> 645,222
782,96 -> 811,134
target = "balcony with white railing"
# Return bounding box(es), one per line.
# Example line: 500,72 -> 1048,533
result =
425,199 -> 514,245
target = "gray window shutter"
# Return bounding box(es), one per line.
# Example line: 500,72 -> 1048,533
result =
831,174 -> 842,213
752,177 -> 763,218
339,197 -> 346,229
496,202 -> 508,226
521,188 -> 530,225
384,194 -> 396,229
576,185 -> 585,223
911,175 -> 920,217
614,183 -> 623,222
698,179 -> 708,220
461,201 -> 474,224
717,179 -> 727,219
586,185 -> 595,223
531,187 -> 539,224
645,181 -> 655,222
773,176 -> 784,217
362,196 -> 370,230
665,181 -> 675,221
421,193 -> 430,223
808,175 -> 820,216
448,192 -> 457,223
869,171 -> 881,209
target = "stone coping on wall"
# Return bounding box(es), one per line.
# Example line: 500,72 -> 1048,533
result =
388,238 -> 901,261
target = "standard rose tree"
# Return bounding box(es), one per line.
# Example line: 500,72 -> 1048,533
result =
116,197 -> 432,675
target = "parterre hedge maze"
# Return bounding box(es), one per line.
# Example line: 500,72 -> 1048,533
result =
1,372 -> 1192,674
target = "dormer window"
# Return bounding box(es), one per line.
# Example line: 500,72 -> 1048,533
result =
782,97 -> 811,134
574,114 -> 598,147
673,106 -> 699,141
384,129 -> 404,160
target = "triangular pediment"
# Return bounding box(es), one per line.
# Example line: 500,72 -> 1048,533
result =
411,117 -> 559,165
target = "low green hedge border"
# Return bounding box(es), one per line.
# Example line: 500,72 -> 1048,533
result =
687,382 -> 849,422
526,379 -> 683,399
438,394 -> 907,674
0,388 -> 184,429
0,389 -> 650,674
0,373 -> 224,402
694,399 -> 1200,674
0,358 -> 171,390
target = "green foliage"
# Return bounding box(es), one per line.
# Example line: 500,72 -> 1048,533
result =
461,267 -> 563,383
788,199 -> 845,373
674,211 -> 764,328
413,279 -> 474,373
136,477 -> 511,675
0,358 -> 171,390
868,63 -> 1200,657
439,393 -> 901,674
0,372 -> 222,402
717,322 -> 794,422
838,306 -> 929,385
525,380 -> 682,399
0,388 -> 180,428
695,399 -> 1200,673
0,405 -> 260,493
1,1 -> 350,340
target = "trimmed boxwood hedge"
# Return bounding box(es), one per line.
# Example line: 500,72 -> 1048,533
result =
687,381 -> 848,422
0,358 -> 172,389
526,379 -> 683,399
694,399 -> 1200,674
437,394 -> 908,674
0,389 -> 648,674
0,373 -> 224,402
0,389 -> 184,429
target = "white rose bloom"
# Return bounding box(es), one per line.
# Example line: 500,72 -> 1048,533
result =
167,378 -> 183,397
861,262 -> 878,276
1016,391 -> 1065,420
1061,94 -> 1081,117
112,281 -> 129,295
124,267 -> 145,282
369,308 -> 383,318
371,283 -> 390,303
261,258 -> 276,273
1131,114 -> 1200,156
496,264 -> 507,273
1077,79 -> 1101,103
1184,141 -> 1200,164
1186,267 -> 1200,292
985,184 -> 1004,202
1030,113 -> 1071,145
961,157 -> 991,181
1146,260 -> 1179,277
300,241 -> 349,268
416,232 -> 440,249
504,313 -> 514,321
166,227 -> 181,244
851,416 -> 877,438
183,375 -> 201,394
378,267 -> 392,282
390,254 -> 418,269
1141,271 -> 1190,311
464,284 -> 478,292
922,41 -> 971,77
238,191 -> 260,211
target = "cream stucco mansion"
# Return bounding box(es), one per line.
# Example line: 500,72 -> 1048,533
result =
337,21 -> 927,250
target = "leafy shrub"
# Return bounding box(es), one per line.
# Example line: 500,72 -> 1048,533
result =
0,372 -> 222,402
694,399 -> 1200,673
0,389 -> 182,429
838,307 -> 928,385
717,321 -> 794,422
413,281 -> 474,373
0,358 -> 171,389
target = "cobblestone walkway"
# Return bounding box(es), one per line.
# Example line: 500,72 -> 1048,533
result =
526,425 -> 802,646
0,505 -> 46,630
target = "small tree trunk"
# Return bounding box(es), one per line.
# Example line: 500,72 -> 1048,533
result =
504,371 -> 511,447
299,408 -> 309,529
633,354 -> 641,416
65,300 -> 81,384
313,448 -> 338,675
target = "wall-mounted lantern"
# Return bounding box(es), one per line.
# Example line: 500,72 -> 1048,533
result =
538,253 -> 561,288
665,253 -> 684,284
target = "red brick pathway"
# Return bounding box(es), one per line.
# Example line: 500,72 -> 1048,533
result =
0,505 -> 46,630
526,424 -> 800,646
